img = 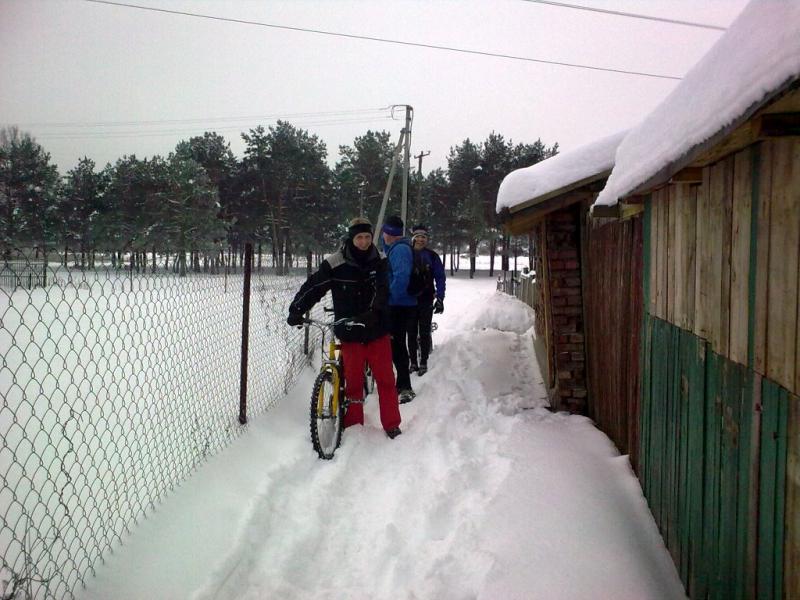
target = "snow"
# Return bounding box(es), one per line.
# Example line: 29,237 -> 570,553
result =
80,276 -> 685,600
0,265 -> 314,597
495,130 -> 626,213
594,0 -> 800,208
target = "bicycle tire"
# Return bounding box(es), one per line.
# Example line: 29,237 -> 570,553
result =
310,368 -> 344,459
363,365 -> 376,397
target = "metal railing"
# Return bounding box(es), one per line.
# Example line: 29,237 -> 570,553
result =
0,249 -> 322,599
496,269 -> 537,308
0,260 -> 48,291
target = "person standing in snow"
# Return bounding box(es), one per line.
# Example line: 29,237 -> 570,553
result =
381,215 -> 417,404
407,224 -> 445,376
286,217 -> 402,439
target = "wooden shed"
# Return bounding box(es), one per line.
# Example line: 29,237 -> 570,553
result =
496,131 -> 644,468
592,4 -> 800,598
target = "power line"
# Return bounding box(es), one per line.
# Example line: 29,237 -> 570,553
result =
34,116 -> 397,140
83,0 -> 682,81
16,107 -> 392,129
521,0 -> 727,31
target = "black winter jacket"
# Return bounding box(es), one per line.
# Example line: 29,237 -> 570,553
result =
288,242 -> 390,343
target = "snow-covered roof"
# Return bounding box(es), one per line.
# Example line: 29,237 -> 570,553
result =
594,0 -> 800,208
496,130 -> 626,214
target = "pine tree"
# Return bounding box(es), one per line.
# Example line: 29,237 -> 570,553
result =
57,157 -> 108,268
160,154 -> 226,276
0,129 -> 59,258
238,121 -> 331,274
335,130 -> 396,223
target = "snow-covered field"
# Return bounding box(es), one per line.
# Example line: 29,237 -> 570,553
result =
80,275 -> 685,600
0,267 -> 318,598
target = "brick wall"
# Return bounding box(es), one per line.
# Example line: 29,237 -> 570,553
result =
546,208 -> 587,413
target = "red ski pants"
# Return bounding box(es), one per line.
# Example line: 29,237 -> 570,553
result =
341,335 -> 401,431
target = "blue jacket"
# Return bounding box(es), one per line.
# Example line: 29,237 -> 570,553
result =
384,238 -> 417,307
419,247 -> 446,302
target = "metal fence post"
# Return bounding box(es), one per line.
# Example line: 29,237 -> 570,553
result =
238,242 -> 253,424
303,255 -> 311,355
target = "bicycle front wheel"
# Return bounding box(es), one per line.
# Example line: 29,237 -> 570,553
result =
310,368 -> 343,459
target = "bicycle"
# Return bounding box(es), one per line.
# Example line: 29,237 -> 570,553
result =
305,316 -> 365,459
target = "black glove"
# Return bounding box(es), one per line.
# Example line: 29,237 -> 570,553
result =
433,298 -> 444,314
287,313 -> 304,327
354,310 -> 378,329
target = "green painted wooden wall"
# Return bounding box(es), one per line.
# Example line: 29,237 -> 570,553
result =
640,195 -> 795,599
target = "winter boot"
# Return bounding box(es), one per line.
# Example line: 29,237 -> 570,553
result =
386,427 -> 402,439
409,362 -> 419,373
417,363 -> 428,376
398,389 -> 416,404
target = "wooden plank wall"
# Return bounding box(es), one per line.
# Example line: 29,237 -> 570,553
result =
641,137 -> 800,599
757,379 -> 791,600
786,395 -> 800,599
648,140 -> 800,396
765,139 -> 800,394
640,299 -> 796,600
583,213 -> 643,472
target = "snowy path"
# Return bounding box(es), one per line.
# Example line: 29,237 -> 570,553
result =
81,276 -> 685,600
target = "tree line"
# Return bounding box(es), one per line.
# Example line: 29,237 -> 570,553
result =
0,123 -> 557,277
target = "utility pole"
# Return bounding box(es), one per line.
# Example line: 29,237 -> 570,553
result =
375,131 -> 405,236
401,105 -> 413,232
413,150 -> 430,223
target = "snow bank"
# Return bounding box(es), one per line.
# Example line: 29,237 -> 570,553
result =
457,289 -> 536,334
595,0 -> 800,207
496,130 -> 626,213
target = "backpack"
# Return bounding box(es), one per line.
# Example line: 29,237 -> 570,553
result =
407,248 -> 434,297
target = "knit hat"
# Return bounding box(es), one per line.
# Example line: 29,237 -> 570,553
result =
382,215 -> 404,237
410,224 -> 429,240
347,217 -> 373,239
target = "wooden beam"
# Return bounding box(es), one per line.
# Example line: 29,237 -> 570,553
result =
670,167 -> 703,184
621,203 -> 645,220
589,202 -> 642,221
504,191 -> 593,235
758,112 -> 800,137
590,203 -> 620,218
689,119 -> 761,170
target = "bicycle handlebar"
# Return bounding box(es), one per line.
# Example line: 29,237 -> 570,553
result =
302,317 -> 366,331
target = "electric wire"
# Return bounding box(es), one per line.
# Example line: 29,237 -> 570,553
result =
34,115 -> 397,140
19,107 -> 392,129
521,0 -> 728,31
83,0 -> 682,81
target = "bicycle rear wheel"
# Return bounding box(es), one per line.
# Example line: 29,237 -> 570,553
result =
310,368 -> 344,459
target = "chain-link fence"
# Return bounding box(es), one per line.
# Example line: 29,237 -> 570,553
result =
0,248 -> 323,599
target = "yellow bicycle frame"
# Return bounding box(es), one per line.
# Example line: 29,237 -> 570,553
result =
317,338 -> 343,416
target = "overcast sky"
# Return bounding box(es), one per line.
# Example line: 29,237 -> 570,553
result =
1,0 -> 749,176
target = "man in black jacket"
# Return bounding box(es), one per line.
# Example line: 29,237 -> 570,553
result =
408,224 -> 446,376
287,217 -> 402,439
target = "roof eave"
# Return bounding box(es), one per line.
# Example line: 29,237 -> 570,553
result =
625,76 -> 800,200
506,168 -> 613,216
